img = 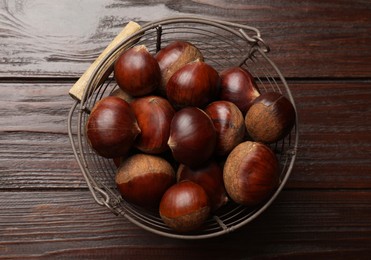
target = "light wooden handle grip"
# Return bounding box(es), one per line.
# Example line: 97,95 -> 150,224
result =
69,21 -> 142,101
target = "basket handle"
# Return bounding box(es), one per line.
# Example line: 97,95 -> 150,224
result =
69,21 -> 142,101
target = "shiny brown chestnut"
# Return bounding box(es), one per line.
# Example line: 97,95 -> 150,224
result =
166,61 -> 220,109
86,96 -> 140,158
245,92 -> 296,143
205,101 -> 245,157
223,141 -> 279,206
159,180 -> 210,233
130,96 -> 175,154
116,154 -> 175,209
177,161 -> 228,211
155,41 -> 204,96
220,66 -> 260,115
114,45 -> 161,97
168,107 -> 217,169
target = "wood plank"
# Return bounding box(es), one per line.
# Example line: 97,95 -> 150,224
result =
0,82 -> 73,133
288,80 -> 371,188
0,190 -> 370,258
0,0 -> 370,78
0,81 -> 371,189
0,82 -> 84,188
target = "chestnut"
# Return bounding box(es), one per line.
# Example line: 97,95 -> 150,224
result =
168,107 -> 217,169
223,141 -> 279,206
159,180 -> 210,233
204,101 -> 245,157
86,96 -> 140,158
114,45 -> 161,97
220,66 -> 260,115
245,92 -> 296,143
155,41 -> 204,96
177,161 -> 228,211
130,96 -> 175,154
166,61 -> 220,109
116,153 -> 175,209
110,87 -> 134,103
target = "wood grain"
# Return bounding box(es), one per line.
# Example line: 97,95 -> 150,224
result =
1,81 -> 370,189
288,80 -> 371,188
0,190 -> 370,259
1,1 -> 371,258
0,0 -> 370,78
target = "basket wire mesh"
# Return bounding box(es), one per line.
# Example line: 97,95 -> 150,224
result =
67,16 -> 298,239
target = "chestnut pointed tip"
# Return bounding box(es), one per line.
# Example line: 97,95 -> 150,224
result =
167,137 -> 176,149
253,89 -> 260,98
133,44 -> 148,52
133,122 -> 141,135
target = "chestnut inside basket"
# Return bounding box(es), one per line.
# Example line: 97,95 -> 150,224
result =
67,16 -> 298,239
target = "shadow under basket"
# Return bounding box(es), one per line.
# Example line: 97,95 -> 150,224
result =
67,16 -> 299,239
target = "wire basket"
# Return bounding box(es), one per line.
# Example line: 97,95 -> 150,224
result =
67,16 -> 298,239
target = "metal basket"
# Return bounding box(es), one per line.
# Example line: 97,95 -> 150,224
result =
67,16 -> 298,239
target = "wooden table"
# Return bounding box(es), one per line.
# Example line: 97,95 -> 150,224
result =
1,1 -> 370,259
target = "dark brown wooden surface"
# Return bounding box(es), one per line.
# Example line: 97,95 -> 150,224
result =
1,0 -> 370,259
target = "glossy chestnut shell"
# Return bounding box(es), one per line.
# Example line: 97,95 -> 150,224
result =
168,107 -> 217,168
130,96 -> 175,154
223,141 -> 279,206
155,41 -> 204,96
86,96 -> 140,158
114,45 -> 161,97
116,154 -> 175,209
245,92 -> 296,143
205,100 -> 245,157
177,161 -> 228,212
159,180 -> 210,233
220,66 -> 260,115
166,61 -> 220,109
